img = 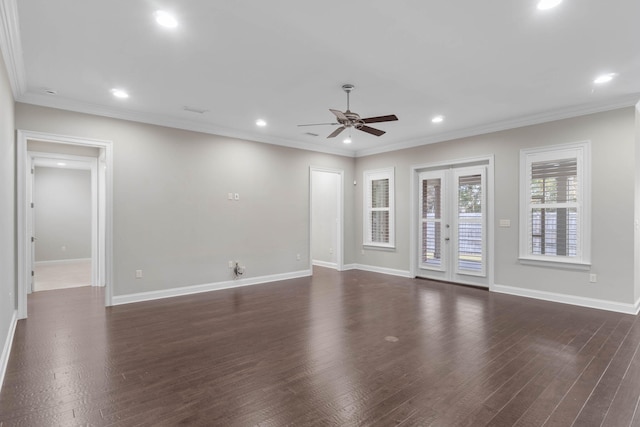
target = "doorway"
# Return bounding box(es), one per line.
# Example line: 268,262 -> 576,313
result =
310,167 -> 344,271
31,155 -> 96,292
17,130 -> 113,319
411,157 -> 494,288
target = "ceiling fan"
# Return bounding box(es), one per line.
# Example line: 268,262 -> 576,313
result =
298,84 -> 398,139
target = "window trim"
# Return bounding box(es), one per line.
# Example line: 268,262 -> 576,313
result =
519,141 -> 591,267
363,167 -> 395,248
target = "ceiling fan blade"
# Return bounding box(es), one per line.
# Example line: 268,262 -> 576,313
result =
297,122 -> 340,127
327,126 -> 346,138
329,109 -> 348,121
358,125 -> 386,137
362,114 -> 398,124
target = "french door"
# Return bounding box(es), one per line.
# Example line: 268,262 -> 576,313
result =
418,165 -> 488,287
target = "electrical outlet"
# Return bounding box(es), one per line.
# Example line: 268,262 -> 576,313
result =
589,273 -> 597,283
228,260 -> 233,268
329,248 -> 333,254
296,254 -> 301,261
234,193 -> 240,200
135,270 -> 143,279
228,193 -> 233,200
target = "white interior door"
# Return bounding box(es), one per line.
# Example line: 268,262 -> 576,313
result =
418,165 -> 488,287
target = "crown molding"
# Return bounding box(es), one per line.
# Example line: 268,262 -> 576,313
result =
0,0 -> 26,98
17,91 -> 356,158
355,93 -> 640,157
16,89 -> 640,160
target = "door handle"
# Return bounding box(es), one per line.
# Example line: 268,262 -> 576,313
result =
445,237 -> 450,241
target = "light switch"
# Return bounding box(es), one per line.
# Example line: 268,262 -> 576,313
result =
228,193 -> 233,200
234,193 -> 240,200
499,219 -> 511,228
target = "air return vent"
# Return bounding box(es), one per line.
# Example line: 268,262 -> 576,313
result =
183,106 -> 209,114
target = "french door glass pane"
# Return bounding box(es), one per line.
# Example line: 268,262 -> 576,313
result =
421,178 -> 442,267
458,174 -> 482,272
422,222 -> 441,266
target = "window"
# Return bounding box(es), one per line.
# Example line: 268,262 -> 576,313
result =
519,142 -> 590,266
364,167 -> 394,248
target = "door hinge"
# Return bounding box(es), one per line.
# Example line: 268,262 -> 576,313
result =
31,168 -> 34,174
30,202 -> 34,208
31,270 -> 34,277
31,236 -> 35,242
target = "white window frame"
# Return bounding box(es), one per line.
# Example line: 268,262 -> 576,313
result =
363,167 -> 395,248
519,141 -> 591,268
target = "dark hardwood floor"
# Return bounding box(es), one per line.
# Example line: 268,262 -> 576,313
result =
1,267 -> 640,426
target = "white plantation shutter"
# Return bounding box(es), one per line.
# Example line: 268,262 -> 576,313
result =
364,168 -> 395,247
520,143 -> 590,265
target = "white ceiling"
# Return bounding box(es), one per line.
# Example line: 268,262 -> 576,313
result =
4,0 -> 640,157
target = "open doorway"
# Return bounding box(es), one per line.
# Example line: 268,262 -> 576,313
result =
17,131 -> 113,319
32,157 -> 95,292
310,167 -> 344,271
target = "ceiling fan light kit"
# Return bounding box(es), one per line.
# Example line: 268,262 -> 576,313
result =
298,84 -> 398,139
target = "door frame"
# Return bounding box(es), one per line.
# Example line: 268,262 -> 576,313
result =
17,130 -> 113,319
409,155 -> 495,288
309,166 -> 344,271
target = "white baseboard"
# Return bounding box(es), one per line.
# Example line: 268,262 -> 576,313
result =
35,257 -> 91,266
346,263 -> 413,278
493,283 -> 640,315
112,269 -> 312,306
312,260 -> 338,269
0,310 -> 18,392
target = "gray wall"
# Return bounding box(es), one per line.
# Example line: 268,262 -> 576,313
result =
0,53 -> 16,367
15,103 -> 356,297
311,170 -> 339,265
34,167 -> 92,262
355,108 -> 636,305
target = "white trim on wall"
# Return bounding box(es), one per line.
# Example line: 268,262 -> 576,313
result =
0,310 -> 17,391
344,263 -> 413,278
312,260 -> 338,269
493,283 -> 640,315
17,130 -> 114,319
112,269 -> 312,306
35,257 -> 91,266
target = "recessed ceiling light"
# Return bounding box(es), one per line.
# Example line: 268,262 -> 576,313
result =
343,137 -> 352,144
57,162 -> 66,166
537,0 -> 562,10
111,89 -> 129,99
593,73 -> 616,84
154,11 -> 178,28
256,119 -> 267,127
431,115 -> 445,123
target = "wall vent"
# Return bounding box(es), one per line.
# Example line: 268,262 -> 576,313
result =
183,106 -> 209,114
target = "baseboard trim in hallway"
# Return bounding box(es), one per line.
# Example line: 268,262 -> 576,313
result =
0,310 -> 17,391
112,269 -> 312,306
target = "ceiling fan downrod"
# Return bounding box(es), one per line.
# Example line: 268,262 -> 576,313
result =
342,84 -> 354,111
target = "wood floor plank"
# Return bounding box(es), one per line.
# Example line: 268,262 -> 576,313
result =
1,268 -> 639,426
